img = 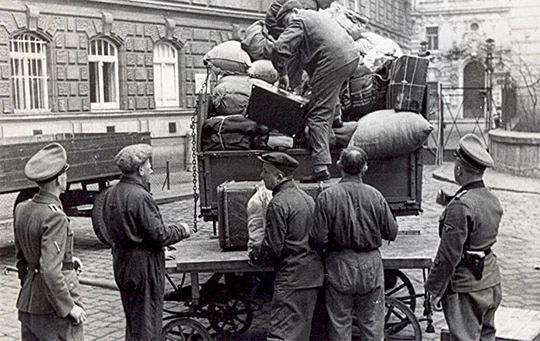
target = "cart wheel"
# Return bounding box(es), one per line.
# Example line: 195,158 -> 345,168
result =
384,297 -> 422,341
384,269 -> 417,312
91,188 -> 112,247
162,317 -> 212,341
207,297 -> 253,336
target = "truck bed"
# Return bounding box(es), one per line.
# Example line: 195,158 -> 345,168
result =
0,132 -> 151,194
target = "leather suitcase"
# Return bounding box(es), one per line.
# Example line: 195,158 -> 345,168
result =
217,180 -> 335,251
245,81 -> 308,137
386,55 -> 429,114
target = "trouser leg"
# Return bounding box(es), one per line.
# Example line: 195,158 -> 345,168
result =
354,284 -> 385,341
308,59 -> 358,168
325,283 -> 354,341
480,284 -> 502,341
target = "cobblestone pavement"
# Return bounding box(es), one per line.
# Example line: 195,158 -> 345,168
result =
1,166 -> 540,340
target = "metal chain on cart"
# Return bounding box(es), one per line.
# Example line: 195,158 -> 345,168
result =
189,70 -> 210,233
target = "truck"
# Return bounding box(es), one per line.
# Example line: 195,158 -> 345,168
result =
0,132 -> 151,245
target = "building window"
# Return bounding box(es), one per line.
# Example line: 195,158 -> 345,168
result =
153,42 -> 179,108
89,38 -> 119,110
426,26 -> 439,51
10,33 -> 49,112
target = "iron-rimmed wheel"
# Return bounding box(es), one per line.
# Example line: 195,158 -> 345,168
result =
207,296 -> 253,336
384,296 -> 422,341
162,317 -> 212,341
384,269 -> 417,312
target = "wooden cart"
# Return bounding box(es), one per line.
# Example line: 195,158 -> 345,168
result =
163,234 -> 439,340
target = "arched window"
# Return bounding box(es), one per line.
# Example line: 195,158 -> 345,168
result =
10,33 -> 49,112
89,38 -> 119,110
153,42 -> 179,108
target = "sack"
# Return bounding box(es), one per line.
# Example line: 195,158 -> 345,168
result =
323,3 -> 368,40
201,115 -> 265,151
348,109 -> 434,159
363,38 -> 403,73
347,63 -> 390,120
203,41 -> 252,76
248,60 -> 278,84
212,76 -> 253,116
354,32 -> 386,55
241,20 -> 275,61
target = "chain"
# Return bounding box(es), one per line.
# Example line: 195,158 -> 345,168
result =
190,70 -> 210,233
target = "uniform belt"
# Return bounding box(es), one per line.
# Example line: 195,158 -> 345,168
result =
27,262 -> 74,273
464,247 -> 492,257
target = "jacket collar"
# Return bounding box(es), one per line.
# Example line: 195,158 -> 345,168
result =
456,180 -> 485,196
340,174 -> 363,184
272,178 -> 295,196
120,172 -> 151,192
33,189 -> 63,208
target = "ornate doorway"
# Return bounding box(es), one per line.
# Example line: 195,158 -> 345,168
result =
463,61 -> 485,118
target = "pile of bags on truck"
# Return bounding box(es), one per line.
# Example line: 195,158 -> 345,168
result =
200,2 -> 433,160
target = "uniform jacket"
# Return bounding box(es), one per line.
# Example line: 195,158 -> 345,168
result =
14,190 -> 82,317
262,179 -> 324,289
271,9 -> 359,84
425,181 -> 503,298
311,176 -> 398,252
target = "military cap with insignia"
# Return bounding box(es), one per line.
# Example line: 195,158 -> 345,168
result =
114,143 -> 152,173
455,133 -> 494,170
258,152 -> 299,175
25,142 -> 70,183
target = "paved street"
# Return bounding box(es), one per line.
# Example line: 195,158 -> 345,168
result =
1,165 -> 540,340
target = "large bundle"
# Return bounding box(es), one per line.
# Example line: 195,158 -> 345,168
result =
241,20 -> 275,61
322,3 -> 368,40
348,109 -> 433,159
212,76 -> 253,116
201,115 -> 267,151
203,41 -> 252,76
355,32 -> 386,56
363,38 -> 403,73
248,60 -> 278,84
347,63 -> 390,120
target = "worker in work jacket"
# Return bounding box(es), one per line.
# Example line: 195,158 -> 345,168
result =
271,1 -> 359,182
425,133 -> 503,341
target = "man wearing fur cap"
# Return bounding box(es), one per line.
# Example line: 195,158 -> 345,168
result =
102,143 -> 191,341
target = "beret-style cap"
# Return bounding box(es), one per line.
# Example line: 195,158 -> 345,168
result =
114,143 -> 152,173
25,142 -> 69,182
276,0 -> 304,26
258,152 -> 299,175
456,133 -> 493,170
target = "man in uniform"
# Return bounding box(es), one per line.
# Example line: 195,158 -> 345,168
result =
425,133 -> 504,340
14,142 -> 86,340
102,144 -> 191,341
271,1 -> 359,181
252,152 -> 324,340
310,146 -> 398,340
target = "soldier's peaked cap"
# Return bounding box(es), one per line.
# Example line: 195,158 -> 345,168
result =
258,152 -> 299,174
24,142 -> 70,182
456,133 -> 494,170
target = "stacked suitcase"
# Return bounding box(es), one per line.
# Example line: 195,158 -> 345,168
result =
386,55 -> 430,114
217,180 -> 332,250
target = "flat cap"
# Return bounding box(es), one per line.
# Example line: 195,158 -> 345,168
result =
114,143 -> 152,173
276,0 -> 304,26
456,133 -> 493,170
25,142 -> 69,182
258,152 -> 299,175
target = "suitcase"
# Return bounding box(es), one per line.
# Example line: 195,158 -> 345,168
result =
217,180 -> 335,251
245,81 -> 308,137
386,55 -> 429,114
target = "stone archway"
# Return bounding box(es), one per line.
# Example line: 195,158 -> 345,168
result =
463,61 -> 485,118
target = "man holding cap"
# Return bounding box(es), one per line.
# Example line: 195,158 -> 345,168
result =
425,133 -> 504,340
271,0 -> 359,182
102,143 -> 191,341
14,142 -> 86,340
253,152 -> 324,340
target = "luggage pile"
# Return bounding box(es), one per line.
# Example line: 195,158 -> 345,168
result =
200,3 -> 433,160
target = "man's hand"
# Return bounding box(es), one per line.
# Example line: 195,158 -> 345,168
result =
73,257 -> 83,276
430,295 -> 443,312
436,189 -> 453,206
278,74 -> 290,91
180,223 -> 191,239
68,304 -> 86,325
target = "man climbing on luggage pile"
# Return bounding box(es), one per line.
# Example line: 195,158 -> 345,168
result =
271,0 -> 360,182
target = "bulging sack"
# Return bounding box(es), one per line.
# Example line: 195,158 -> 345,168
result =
203,41 -> 252,76
212,76 -> 253,116
348,109 -> 433,159
248,60 -> 278,84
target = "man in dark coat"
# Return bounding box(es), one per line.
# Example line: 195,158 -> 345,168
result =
271,1 -> 359,181
252,152 -> 324,341
14,142 -> 86,340
425,133 -> 503,340
103,144 -> 191,341
311,146 -> 398,340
